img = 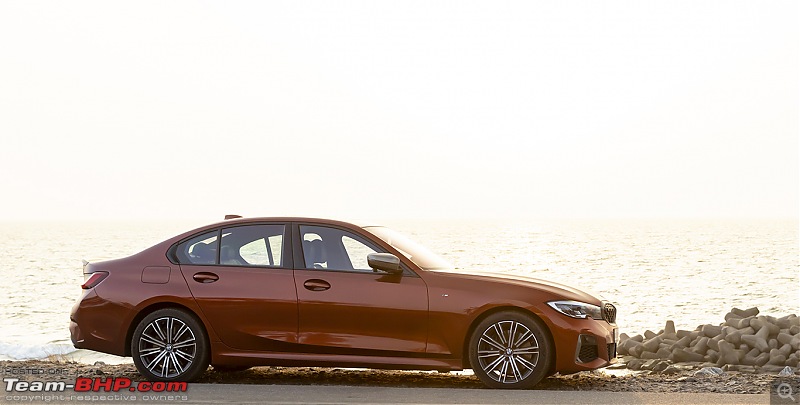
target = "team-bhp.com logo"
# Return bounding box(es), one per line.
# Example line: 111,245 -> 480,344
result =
4,377 -> 188,402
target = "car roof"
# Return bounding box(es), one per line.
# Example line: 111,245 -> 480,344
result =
211,216 -> 380,229
165,217 -> 387,246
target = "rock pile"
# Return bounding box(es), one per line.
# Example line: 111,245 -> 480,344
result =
617,308 -> 800,374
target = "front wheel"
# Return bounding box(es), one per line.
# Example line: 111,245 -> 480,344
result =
131,308 -> 210,382
468,311 -> 553,389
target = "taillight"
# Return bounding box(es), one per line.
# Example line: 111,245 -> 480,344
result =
82,272 -> 108,289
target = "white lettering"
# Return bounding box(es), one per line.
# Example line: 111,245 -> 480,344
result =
44,381 -> 66,391
3,378 -> 19,392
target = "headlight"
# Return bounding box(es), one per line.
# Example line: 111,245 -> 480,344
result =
547,300 -> 603,320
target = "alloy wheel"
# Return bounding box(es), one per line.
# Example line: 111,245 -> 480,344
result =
476,320 -> 540,384
137,316 -> 197,379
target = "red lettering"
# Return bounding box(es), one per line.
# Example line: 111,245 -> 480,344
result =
93,378 -> 113,392
112,378 -> 131,391
74,377 -> 92,392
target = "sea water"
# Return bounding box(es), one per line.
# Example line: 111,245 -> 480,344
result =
0,219 -> 796,364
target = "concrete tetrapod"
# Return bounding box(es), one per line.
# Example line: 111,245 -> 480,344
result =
616,308 -> 800,374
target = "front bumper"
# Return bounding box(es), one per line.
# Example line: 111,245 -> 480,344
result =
541,304 -> 618,373
575,330 -> 617,364
560,320 -> 617,373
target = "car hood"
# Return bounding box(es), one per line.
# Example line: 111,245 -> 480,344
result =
432,269 -> 605,305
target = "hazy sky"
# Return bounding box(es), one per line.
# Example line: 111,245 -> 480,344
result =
0,1 -> 797,220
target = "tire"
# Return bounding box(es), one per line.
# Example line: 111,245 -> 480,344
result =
131,308 -> 210,382
468,311 -> 553,389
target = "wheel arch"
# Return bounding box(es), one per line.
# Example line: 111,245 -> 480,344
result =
461,306 -> 557,375
124,302 -> 209,357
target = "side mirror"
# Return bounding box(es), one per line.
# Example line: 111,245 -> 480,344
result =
367,253 -> 402,275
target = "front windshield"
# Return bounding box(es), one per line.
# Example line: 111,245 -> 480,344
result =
363,226 -> 452,270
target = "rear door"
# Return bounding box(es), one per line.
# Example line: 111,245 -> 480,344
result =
177,223 -> 298,351
293,223 -> 429,353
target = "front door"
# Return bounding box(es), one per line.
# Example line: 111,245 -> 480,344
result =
293,224 -> 429,353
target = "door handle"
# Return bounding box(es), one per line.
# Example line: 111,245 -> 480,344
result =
303,279 -> 331,291
193,272 -> 219,283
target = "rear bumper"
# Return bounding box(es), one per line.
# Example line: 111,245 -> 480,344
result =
69,319 -> 83,347
69,289 -> 127,356
69,290 -> 92,348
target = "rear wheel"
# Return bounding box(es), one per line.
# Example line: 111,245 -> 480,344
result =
468,311 -> 553,389
131,308 -> 209,382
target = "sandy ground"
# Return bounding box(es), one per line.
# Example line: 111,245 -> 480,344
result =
0,360 -> 789,395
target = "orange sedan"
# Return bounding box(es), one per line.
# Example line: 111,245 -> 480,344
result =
70,216 -> 617,389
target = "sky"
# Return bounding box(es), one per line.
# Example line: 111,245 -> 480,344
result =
0,1 -> 797,221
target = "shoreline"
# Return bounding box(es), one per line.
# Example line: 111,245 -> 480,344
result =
0,359 -> 788,394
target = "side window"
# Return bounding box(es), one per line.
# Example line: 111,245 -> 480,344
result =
177,231 -> 219,265
239,239 -> 269,265
268,235 -> 283,266
342,235 -> 375,271
300,225 -> 379,272
220,224 -> 285,267
302,231 -> 325,269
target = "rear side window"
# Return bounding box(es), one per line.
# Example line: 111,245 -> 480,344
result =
220,224 -> 285,267
176,231 -> 219,265
174,224 -> 285,267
